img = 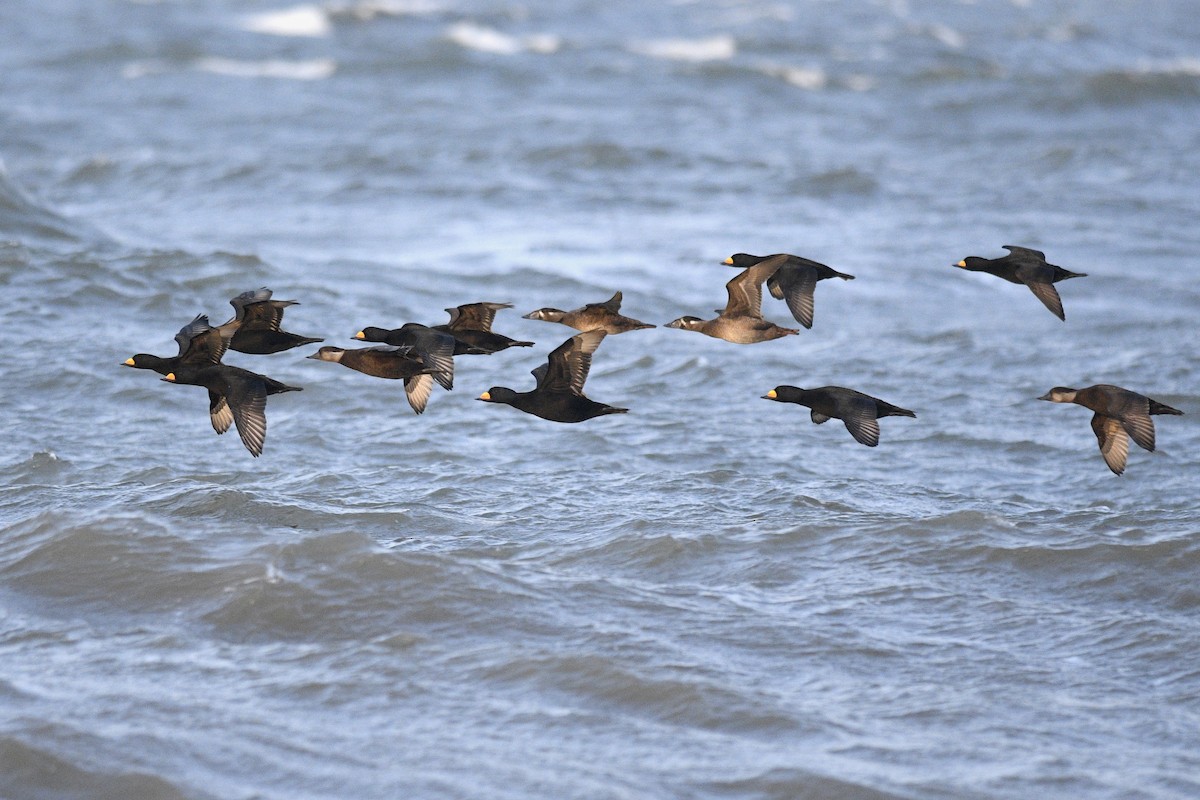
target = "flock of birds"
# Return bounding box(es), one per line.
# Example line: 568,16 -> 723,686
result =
123,246 -> 1183,474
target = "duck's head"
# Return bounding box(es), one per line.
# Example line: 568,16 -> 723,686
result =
665,316 -> 705,331
354,327 -> 388,342
1037,387 -> 1078,403
762,386 -> 802,403
307,346 -> 346,362
523,308 -> 565,322
722,253 -> 759,268
122,354 -> 164,371
478,387 -> 517,404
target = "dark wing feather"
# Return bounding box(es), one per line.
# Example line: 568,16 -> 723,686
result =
174,315 -> 212,356
386,326 -> 456,389
229,288 -> 273,322
239,300 -> 287,332
775,267 -> 819,329
840,398 -> 881,447
722,254 -> 787,318
1024,280 -> 1066,320
224,374 -> 269,457
1003,245 -> 1047,261
1121,413 -> 1156,453
446,302 -> 512,332
1091,414 -> 1129,475
177,316 -> 231,366
414,331 -> 456,391
536,330 -> 607,394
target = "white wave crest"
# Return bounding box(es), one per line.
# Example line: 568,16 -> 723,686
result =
756,63 -> 877,93
444,22 -> 560,55
241,5 -> 332,38
760,64 -> 828,91
122,60 -> 168,79
629,35 -> 736,63
194,57 -> 337,80
1141,57 -> 1200,76
327,0 -> 445,20
927,23 -> 965,50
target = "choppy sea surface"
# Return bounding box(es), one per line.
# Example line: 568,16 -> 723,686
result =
2,1 -> 1200,798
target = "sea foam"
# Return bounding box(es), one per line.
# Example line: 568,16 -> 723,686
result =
444,22 -> 560,56
194,57 -> 337,80
240,5 -> 332,37
628,35 -> 736,62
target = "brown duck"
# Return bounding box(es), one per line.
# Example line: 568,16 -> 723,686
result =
1038,384 -> 1183,474
722,252 -> 854,329
307,345 -> 449,415
666,254 -> 798,343
523,291 -> 655,334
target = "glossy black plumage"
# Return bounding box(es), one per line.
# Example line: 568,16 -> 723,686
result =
123,314 -> 230,375
478,330 -> 628,423
432,301 -> 534,353
1038,384 -> 1183,475
954,245 -> 1087,321
161,364 -> 301,457
763,385 -> 916,447
220,288 -> 324,354
723,253 -> 855,329
356,322 -> 485,357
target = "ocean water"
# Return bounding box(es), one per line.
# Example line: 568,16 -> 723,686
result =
2,1 -> 1199,798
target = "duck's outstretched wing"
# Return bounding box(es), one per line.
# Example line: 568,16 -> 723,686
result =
840,397 -> 881,447
224,373 -> 270,457
445,302 -> 512,332
1002,245 -> 1047,261
403,374 -> 434,415
1024,280 -> 1066,321
535,330 -> 607,395
773,266 -> 819,329
1091,414 -> 1129,475
175,314 -> 230,365
722,255 -> 786,318
208,391 -> 234,435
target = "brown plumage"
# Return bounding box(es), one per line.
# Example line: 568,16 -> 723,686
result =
723,253 -> 854,329
307,345 -> 448,415
1038,384 -> 1183,474
523,291 -> 655,334
666,255 -> 799,343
